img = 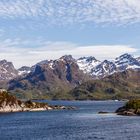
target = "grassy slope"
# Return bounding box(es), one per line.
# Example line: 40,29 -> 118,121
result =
9,69 -> 140,100
69,70 -> 140,100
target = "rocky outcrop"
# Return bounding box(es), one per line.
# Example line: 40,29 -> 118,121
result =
116,100 -> 140,116
0,90 -> 75,113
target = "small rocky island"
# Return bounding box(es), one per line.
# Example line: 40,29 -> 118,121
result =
116,99 -> 140,116
0,90 -> 75,113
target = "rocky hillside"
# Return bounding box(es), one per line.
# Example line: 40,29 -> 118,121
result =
8,55 -> 90,99
69,69 -> 140,100
0,53 -> 139,100
0,53 -> 139,81
0,90 -> 74,112
0,90 -> 49,112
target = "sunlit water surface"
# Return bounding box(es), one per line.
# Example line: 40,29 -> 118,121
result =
0,100 -> 140,140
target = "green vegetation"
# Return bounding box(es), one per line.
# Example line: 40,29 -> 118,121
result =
24,100 -> 48,108
8,70 -> 140,100
68,79 -> 140,100
125,99 -> 140,109
0,90 -> 22,107
116,99 -> 140,116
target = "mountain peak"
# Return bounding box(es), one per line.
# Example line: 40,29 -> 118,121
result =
78,56 -> 98,63
0,59 -> 18,80
77,56 -> 100,74
116,53 -> 133,60
59,55 -> 75,62
102,60 -> 112,64
0,59 -> 8,63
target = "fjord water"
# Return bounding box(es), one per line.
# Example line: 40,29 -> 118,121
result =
0,101 -> 140,140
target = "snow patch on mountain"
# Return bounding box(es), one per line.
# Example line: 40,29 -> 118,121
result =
0,53 -> 139,81
18,66 -> 31,75
77,56 -> 100,73
77,53 -> 140,78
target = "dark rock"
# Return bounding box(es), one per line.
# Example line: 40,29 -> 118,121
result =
98,111 -> 110,114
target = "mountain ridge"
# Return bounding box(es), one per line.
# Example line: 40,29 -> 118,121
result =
0,53 -> 139,100
0,53 -> 139,80
16,53 -> 140,78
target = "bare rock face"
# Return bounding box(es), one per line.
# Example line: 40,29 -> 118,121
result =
8,55 -> 90,98
0,53 -> 140,82
0,54 -> 139,100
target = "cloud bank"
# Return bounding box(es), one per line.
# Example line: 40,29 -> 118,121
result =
0,1 -> 139,68
0,38 -> 138,68
0,0 -> 140,25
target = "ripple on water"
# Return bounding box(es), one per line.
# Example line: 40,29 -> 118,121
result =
0,101 -> 140,140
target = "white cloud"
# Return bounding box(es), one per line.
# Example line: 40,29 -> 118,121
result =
0,0 -> 140,25
0,38 -> 138,68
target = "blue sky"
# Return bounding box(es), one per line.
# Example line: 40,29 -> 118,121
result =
0,0 -> 140,68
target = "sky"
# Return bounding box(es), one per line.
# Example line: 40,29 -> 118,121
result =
0,0 -> 140,68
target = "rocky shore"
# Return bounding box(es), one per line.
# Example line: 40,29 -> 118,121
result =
116,99 -> 140,116
0,91 -> 75,113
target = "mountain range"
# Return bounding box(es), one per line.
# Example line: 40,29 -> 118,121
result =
0,53 -> 139,99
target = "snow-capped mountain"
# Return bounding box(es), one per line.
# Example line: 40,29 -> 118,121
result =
91,60 -> 117,77
0,53 -> 139,81
77,56 -> 100,73
77,53 -> 140,78
8,55 -> 88,95
115,53 -> 140,70
17,53 -> 140,78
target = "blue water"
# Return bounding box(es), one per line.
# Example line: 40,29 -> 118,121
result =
0,100 -> 140,140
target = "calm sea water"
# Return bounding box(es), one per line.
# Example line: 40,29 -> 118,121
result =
0,100 -> 140,140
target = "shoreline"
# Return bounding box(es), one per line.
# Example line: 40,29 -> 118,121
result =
0,106 -> 76,113
0,91 -> 76,113
32,99 -> 128,102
